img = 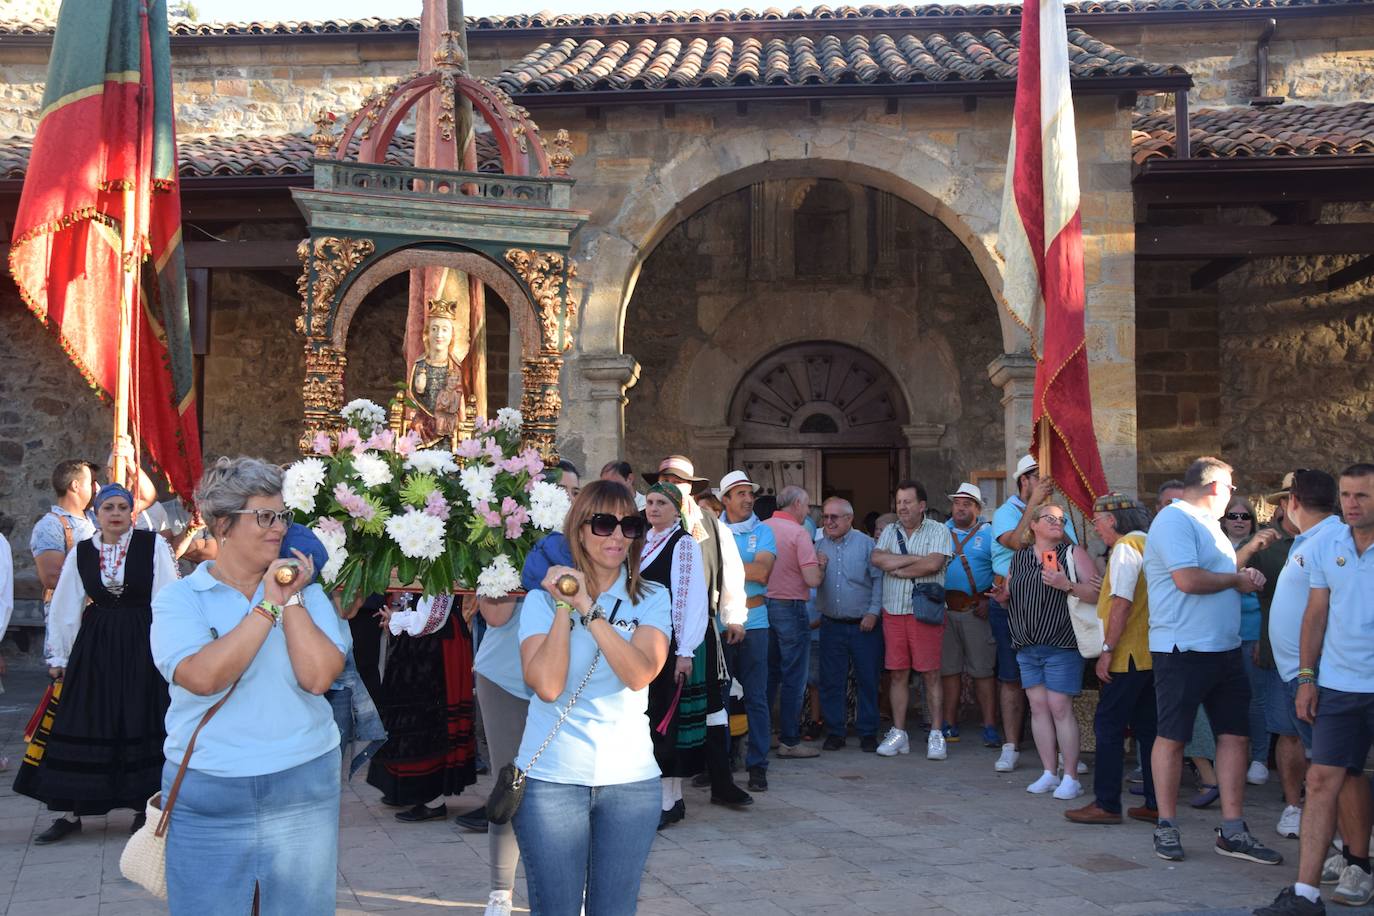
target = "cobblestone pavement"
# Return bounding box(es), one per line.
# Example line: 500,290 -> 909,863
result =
0,659 -> 1370,916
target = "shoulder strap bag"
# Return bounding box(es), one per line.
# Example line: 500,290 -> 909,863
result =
893,526 -> 946,625
120,680 -> 241,899
487,598 -> 622,826
1063,546 -> 1104,659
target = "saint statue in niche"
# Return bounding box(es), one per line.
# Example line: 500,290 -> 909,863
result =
407,296 -> 465,446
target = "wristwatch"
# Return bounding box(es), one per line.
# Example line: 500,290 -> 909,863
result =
283,593 -> 304,609
1101,641 -> 1113,654
579,603 -> 607,627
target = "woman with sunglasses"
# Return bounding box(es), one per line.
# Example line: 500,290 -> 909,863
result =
15,482 -> 178,844
150,457 -> 347,915
1005,502 -> 1100,799
513,480 -> 671,916
639,482 -> 709,829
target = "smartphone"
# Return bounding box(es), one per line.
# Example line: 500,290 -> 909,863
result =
1041,550 -> 1059,572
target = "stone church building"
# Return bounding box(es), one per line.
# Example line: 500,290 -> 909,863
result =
1,0 -> 1372,574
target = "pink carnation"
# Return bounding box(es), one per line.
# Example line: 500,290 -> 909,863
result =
423,490 -> 451,520
311,431 -> 333,456
338,428 -> 362,452
333,482 -> 374,521
499,455 -> 527,475
483,438 -> 504,461
505,515 -> 527,539
396,431 -> 420,458
364,429 -> 394,453
455,438 -> 483,460
317,517 -> 345,538
520,449 -> 545,476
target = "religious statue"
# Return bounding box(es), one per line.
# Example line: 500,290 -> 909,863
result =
407,297 -> 465,446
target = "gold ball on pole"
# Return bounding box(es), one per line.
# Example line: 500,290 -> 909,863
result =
555,574 -> 579,597
274,565 -> 298,587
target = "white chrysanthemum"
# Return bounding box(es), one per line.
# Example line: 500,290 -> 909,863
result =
459,464 -> 497,507
352,452 -> 393,489
282,458 -> 327,514
341,398 -> 386,429
405,448 -> 459,475
476,554 -> 522,598
384,509 -> 446,561
496,407 -> 523,432
311,524 -> 348,582
529,480 -> 572,531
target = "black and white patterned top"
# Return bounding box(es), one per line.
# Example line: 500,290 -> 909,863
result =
1006,542 -> 1076,651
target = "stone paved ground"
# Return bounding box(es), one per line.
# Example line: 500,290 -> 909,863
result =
0,659 -> 1370,916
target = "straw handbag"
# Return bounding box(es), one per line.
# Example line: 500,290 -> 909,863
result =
121,681 -> 239,898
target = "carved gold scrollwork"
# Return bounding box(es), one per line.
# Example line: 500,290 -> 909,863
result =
550,129 -> 574,177
310,111 -> 337,158
297,236 -> 376,337
505,248 -> 570,352
299,344 -> 348,453
520,353 -> 563,461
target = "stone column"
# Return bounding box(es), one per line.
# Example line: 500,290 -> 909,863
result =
576,351 -> 640,471
987,352 -> 1037,488
901,422 -> 946,478
690,426 -> 737,482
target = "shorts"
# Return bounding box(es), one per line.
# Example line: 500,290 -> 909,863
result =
1015,645 -> 1084,696
882,611 -> 943,673
1264,674 -> 1314,749
1152,648 -> 1250,743
1311,688 -> 1374,772
940,610 -> 997,679
988,599 -> 1021,684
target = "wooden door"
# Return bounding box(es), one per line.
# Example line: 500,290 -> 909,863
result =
731,449 -> 822,506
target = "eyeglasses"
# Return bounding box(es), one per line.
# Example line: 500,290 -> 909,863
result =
1036,514 -> 1067,525
1223,512 -> 1253,521
230,508 -> 293,529
585,513 -> 647,539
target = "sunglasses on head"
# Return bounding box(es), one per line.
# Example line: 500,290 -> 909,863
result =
1223,512 -> 1253,521
585,513 -> 647,539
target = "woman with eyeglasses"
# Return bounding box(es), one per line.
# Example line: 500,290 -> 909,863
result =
1223,494 -> 1282,787
1005,500 -> 1100,800
639,482 -> 709,829
513,480 -> 671,916
150,457 -> 348,915
15,482 -> 178,844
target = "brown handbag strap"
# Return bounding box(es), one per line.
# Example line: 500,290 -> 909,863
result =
155,680 -> 239,838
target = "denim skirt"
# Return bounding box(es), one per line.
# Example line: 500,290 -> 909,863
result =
163,750 -> 340,916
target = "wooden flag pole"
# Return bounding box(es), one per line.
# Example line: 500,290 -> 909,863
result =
114,184 -> 137,488
1038,414 -> 1052,490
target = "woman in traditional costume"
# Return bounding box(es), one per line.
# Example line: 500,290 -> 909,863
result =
16,483 -> 177,843
639,482 -> 709,829
366,592 -> 478,821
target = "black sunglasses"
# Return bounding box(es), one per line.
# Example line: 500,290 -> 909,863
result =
1223,512 -> 1253,521
585,513 -> 647,539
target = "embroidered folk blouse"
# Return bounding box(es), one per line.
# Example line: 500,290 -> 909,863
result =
639,522 -> 708,658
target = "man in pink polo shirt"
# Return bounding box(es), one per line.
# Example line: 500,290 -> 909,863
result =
763,485 -> 824,759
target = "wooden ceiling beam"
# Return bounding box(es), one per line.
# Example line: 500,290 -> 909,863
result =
1137,224 -> 1374,259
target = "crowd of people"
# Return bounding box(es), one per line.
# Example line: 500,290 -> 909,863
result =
4,440 -> 1372,916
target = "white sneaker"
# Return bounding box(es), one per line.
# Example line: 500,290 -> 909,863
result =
1325,849 -> 1346,884
876,727 -> 910,757
1333,864 -> 1374,906
1057,752 -> 1089,775
1053,776 -> 1084,800
1276,804 -> 1302,839
927,729 -> 947,761
1027,770 -> 1061,794
995,743 -> 1020,772
484,890 -> 513,916
1247,761 -> 1270,786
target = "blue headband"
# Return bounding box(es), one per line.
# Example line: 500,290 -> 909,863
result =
94,483 -> 135,510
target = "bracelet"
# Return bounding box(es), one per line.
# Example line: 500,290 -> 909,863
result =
251,605 -> 277,626
254,600 -> 283,627
1297,667 -> 1316,678
1297,674 -> 1316,686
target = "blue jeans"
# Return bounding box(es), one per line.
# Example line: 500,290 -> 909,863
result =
1092,662 -> 1157,813
767,599 -> 811,746
988,599 -> 1021,683
513,777 -> 659,916
819,617 -> 883,738
164,750 -> 340,916
725,627 -> 771,770
1241,640 -> 1273,763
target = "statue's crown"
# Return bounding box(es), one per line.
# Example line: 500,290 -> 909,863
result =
426,297 -> 460,321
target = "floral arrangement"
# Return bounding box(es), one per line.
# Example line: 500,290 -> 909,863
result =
282,399 -> 571,606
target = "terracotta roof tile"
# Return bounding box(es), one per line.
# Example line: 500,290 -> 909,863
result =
3,0 -> 1369,39
1132,102 -> 1374,162
0,131 -> 502,181
492,26 -> 1175,93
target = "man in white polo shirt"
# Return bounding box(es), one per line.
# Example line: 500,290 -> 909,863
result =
1143,456 -> 1280,867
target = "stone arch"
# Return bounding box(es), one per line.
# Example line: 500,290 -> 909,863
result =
574,125 -> 1017,356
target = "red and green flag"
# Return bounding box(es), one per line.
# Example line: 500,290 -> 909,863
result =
8,0 -> 202,500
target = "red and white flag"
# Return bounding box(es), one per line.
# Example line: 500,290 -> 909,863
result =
995,0 -> 1108,515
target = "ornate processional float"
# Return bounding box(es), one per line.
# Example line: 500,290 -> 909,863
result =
284,32 -> 586,604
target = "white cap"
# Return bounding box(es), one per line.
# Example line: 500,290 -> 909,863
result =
947,482 -> 984,506
719,470 -> 759,495
1015,454 -> 1039,480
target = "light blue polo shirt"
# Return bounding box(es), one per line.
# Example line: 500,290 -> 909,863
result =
1308,524 -> 1374,693
473,599 -> 533,700
728,517 -> 776,630
991,496 -> 1078,577
151,562 -> 348,778
945,519 -> 994,593
1144,500 -> 1242,653
515,570 -> 671,786
1268,515 -> 1343,681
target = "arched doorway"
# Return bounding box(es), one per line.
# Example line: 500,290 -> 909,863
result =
729,342 -> 907,523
